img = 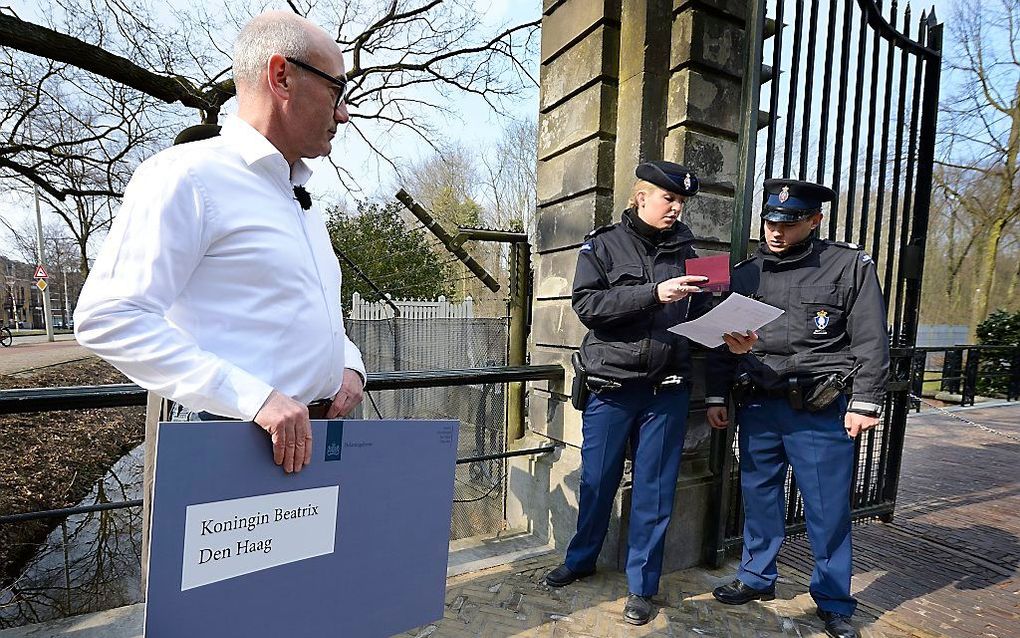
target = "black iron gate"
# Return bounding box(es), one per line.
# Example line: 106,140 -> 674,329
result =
707,0 -> 944,563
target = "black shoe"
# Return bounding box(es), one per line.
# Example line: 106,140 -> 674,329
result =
817,609 -> 857,638
623,593 -> 654,625
544,563 -> 594,587
712,579 -> 776,605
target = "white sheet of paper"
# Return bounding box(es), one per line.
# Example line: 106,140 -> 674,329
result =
668,293 -> 784,348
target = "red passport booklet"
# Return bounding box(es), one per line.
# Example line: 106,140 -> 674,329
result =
684,254 -> 731,292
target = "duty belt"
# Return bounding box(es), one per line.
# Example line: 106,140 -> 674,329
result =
586,375 -> 688,394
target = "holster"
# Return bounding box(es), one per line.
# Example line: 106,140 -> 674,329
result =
570,352 -> 590,411
804,363 -> 861,412
787,376 -> 804,411
730,373 -> 754,408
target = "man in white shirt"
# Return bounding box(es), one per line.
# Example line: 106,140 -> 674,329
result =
75,11 -> 364,474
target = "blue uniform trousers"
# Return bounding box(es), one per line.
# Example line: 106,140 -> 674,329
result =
564,383 -> 689,596
736,396 -> 856,616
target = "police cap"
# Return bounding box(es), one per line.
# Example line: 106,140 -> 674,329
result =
636,161 -> 699,196
762,178 -> 836,222
173,124 -> 222,146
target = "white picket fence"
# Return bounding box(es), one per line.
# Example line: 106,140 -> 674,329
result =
348,292 -> 474,320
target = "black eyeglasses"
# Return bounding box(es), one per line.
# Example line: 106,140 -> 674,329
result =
285,56 -> 348,110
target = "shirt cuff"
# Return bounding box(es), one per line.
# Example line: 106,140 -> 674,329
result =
705,396 -> 727,406
344,335 -> 367,383
216,366 -> 275,422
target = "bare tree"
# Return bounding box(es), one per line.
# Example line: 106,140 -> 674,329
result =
0,0 -> 539,188
481,117 -> 537,234
0,1 -> 538,274
938,0 -> 1020,339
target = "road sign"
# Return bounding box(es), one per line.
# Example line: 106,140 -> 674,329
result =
34,265 -> 48,279
35,279 -> 47,292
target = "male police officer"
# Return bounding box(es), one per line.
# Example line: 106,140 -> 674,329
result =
705,179 -> 889,638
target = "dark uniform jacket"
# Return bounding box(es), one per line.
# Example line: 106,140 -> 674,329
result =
572,209 -> 712,383
705,238 -> 889,414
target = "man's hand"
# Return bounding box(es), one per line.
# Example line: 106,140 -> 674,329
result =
327,368 -> 365,418
707,406 -> 729,429
722,331 -> 758,354
254,390 -> 312,473
844,411 -> 880,438
657,276 -> 708,303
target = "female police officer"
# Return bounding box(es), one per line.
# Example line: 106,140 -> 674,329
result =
543,161 -> 717,625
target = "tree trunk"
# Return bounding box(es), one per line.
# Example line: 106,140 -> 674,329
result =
1007,250 -> 1020,308
970,217 -> 1007,341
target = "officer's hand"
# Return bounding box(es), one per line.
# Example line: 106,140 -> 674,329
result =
327,368 -> 365,418
844,412 -> 880,438
722,331 -> 758,354
657,276 -> 708,303
254,390 -> 313,473
707,406 -> 729,429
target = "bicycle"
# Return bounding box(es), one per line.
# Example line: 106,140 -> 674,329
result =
0,323 -> 12,347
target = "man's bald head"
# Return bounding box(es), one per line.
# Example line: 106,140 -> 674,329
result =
232,11 -> 335,91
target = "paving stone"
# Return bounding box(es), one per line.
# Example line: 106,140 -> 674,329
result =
404,404 -> 1020,638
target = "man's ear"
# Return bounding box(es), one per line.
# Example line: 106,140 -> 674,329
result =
636,191 -> 646,207
266,53 -> 291,100
810,211 -> 824,230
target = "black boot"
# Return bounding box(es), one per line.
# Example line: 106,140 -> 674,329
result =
544,563 -> 594,587
817,609 -> 857,638
712,579 -> 776,605
623,593 -> 654,625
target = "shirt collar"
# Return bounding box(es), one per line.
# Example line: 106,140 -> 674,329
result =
220,115 -> 313,187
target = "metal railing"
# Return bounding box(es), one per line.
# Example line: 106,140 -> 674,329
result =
908,345 -> 1020,408
0,364 -> 563,524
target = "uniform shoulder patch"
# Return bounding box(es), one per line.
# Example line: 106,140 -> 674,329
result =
860,252 -> 873,264
826,239 -> 862,250
583,225 -> 612,242
734,255 -> 757,269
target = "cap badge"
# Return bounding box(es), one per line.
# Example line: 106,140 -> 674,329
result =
683,173 -> 692,191
779,186 -> 790,203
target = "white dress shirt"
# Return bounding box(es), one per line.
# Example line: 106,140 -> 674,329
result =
75,116 -> 365,420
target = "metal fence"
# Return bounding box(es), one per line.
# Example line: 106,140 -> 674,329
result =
909,345 -> 1020,407
708,0 -> 945,565
347,317 -> 510,538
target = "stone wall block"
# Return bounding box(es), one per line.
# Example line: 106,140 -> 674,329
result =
670,10 -> 745,77
542,0 -> 622,63
537,139 -> 616,205
538,83 -> 618,161
664,128 -> 738,190
535,248 -> 580,300
680,191 -> 734,243
674,0 -> 748,20
667,68 -> 743,133
535,191 -> 616,253
540,26 -> 620,112
532,298 -> 588,347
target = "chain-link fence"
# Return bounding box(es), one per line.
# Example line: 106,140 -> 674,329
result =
347,317 -> 510,540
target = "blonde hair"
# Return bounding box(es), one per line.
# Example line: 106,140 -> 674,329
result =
627,179 -> 658,209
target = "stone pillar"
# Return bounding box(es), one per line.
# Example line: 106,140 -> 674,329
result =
507,0 -> 752,573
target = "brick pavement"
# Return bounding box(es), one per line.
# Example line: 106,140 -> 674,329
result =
405,403 -> 1020,638
0,336 -> 91,376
